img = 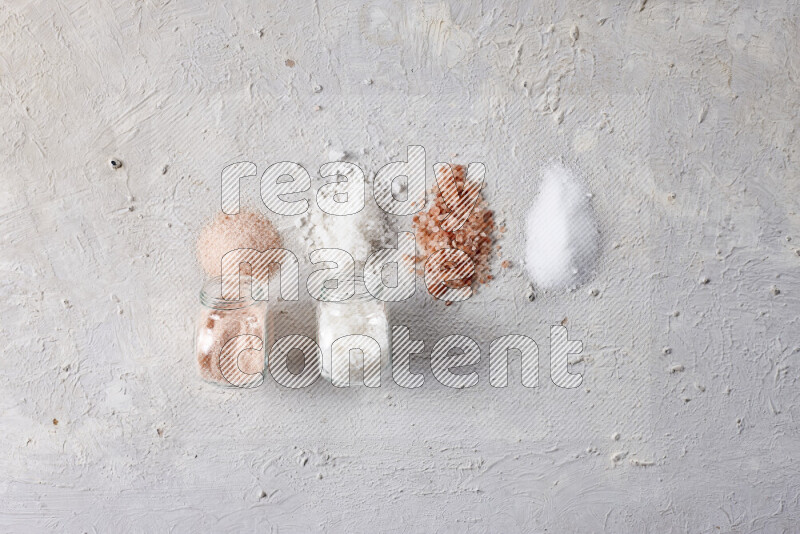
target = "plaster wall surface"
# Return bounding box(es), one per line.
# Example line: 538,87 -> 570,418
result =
1,1 -> 798,532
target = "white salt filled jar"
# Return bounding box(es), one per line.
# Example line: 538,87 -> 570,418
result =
316,275 -> 390,386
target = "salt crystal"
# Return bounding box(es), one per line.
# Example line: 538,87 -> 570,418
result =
328,149 -> 347,161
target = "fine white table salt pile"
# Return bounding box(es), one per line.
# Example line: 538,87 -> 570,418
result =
524,163 -> 600,291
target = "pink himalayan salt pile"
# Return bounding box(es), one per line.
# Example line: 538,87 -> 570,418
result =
195,210 -> 280,385
196,209 -> 282,277
412,164 -> 502,303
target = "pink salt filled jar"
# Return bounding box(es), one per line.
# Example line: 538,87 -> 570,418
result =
194,276 -> 270,387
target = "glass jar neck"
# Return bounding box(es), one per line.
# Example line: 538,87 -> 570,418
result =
200,275 -> 259,310
319,274 -> 376,302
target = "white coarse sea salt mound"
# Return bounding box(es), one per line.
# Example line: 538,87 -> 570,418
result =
525,163 -> 600,290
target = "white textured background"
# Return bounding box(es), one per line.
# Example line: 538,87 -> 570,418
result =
2,1 -> 799,532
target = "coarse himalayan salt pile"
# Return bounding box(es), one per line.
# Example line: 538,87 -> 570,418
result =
412,164 -> 505,302
196,209 -> 282,278
524,163 -> 599,291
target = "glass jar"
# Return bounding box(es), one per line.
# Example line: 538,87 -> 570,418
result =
316,275 -> 390,386
195,276 -> 269,387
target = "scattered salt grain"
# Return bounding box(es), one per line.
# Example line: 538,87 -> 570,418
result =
526,283 -> 536,301
328,148 -> 347,161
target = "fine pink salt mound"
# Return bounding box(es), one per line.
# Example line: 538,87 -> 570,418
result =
196,209 -> 282,277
